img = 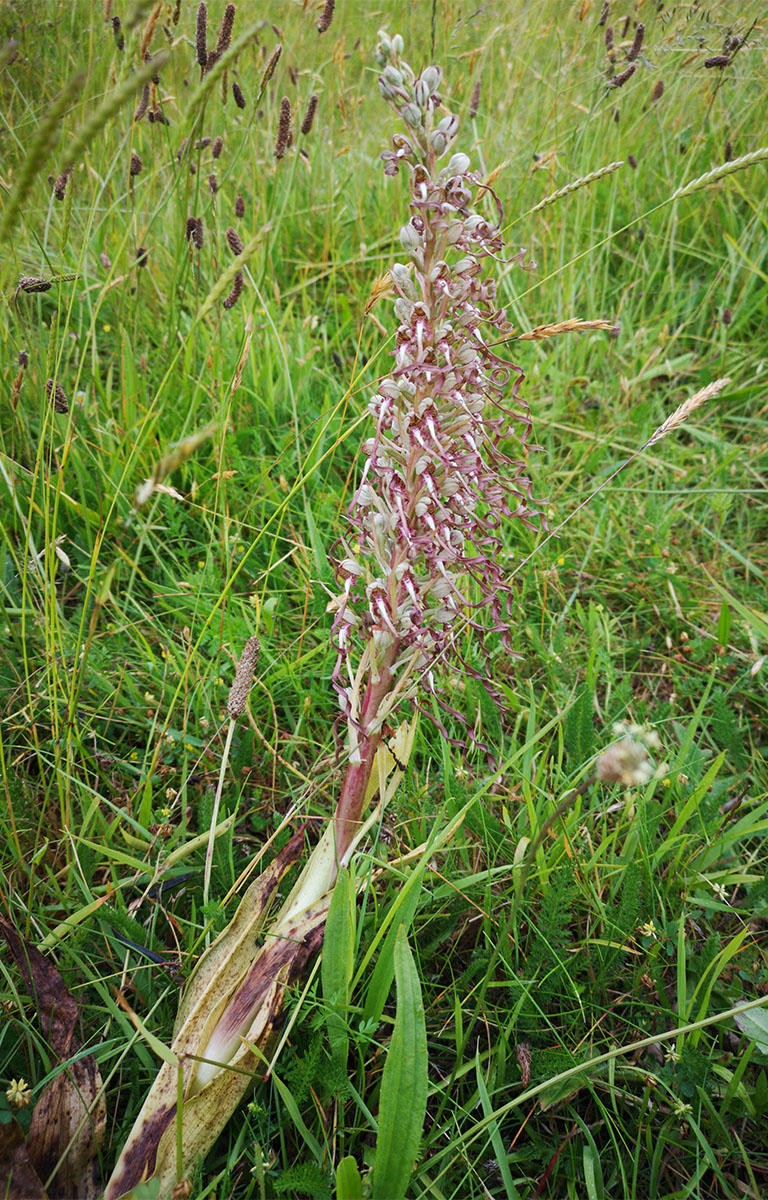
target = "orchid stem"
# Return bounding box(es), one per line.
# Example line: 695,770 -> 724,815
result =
203,718 -> 237,936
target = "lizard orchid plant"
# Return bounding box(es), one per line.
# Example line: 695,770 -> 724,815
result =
105,32 -> 542,1198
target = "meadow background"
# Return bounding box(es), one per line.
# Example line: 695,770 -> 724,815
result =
1,1 -> 767,1197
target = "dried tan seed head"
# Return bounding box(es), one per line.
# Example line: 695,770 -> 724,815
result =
260,43 -> 282,92
647,378 -> 731,446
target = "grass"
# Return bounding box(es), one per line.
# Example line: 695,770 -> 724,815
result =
1,1 -> 767,1197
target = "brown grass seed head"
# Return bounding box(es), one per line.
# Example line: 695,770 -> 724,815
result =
235,194 -> 245,218
227,636 -> 261,719
225,226 -> 244,256
627,22 -> 644,62
212,135 -> 223,158
232,80 -> 245,108
215,4 -> 236,58
112,15 -> 124,51
317,0 -> 335,34
53,166 -> 73,200
274,96 -> 291,158
134,82 -> 150,122
46,379 -> 69,413
196,2 -> 208,68
130,151 -> 143,176
608,62 -> 636,88
18,276 -> 51,293
223,271 -> 244,310
300,93 -> 318,135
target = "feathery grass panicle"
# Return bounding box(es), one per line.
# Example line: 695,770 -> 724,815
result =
671,147 -> 768,200
274,96 -> 291,158
529,160 -> 623,214
139,2 -> 161,58
57,53 -> 168,179
515,318 -> 616,341
300,93 -> 318,135
227,636 -> 261,719
647,378 -> 731,446
134,424 -> 217,508
196,227 -> 267,320
0,70 -> 83,239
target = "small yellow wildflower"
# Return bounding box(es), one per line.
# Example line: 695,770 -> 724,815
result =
639,919 -> 657,939
6,1078 -> 32,1108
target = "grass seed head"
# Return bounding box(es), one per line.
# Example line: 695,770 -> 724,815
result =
235,193 -> 245,217
134,82 -> 150,122
232,80 -> 245,108
208,172 -> 218,194
53,165 -> 73,200
18,276 -> 52,293
647,378 -> 731,446
598,1 -> 609,25
608,62 -> 636,88
112,15 -> 124,51
300,93 -> 318,135
227,636 -> 261,719
195,2 -> 208,68
274,96 -> 291,158
215,4 -> 236,58
212,134 -> 223,158
225,226 -> 244,256
223,270 -> 244,309
468,78 -> 482,118
627,22 -> 644,61
130,151 -> 143,176
260,43 -> 282,91
317,0 -> 335,34
46,379 -> 69,413
651,79 -> 664,101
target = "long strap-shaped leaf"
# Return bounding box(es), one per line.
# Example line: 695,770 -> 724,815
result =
372,925 -> 427,1200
